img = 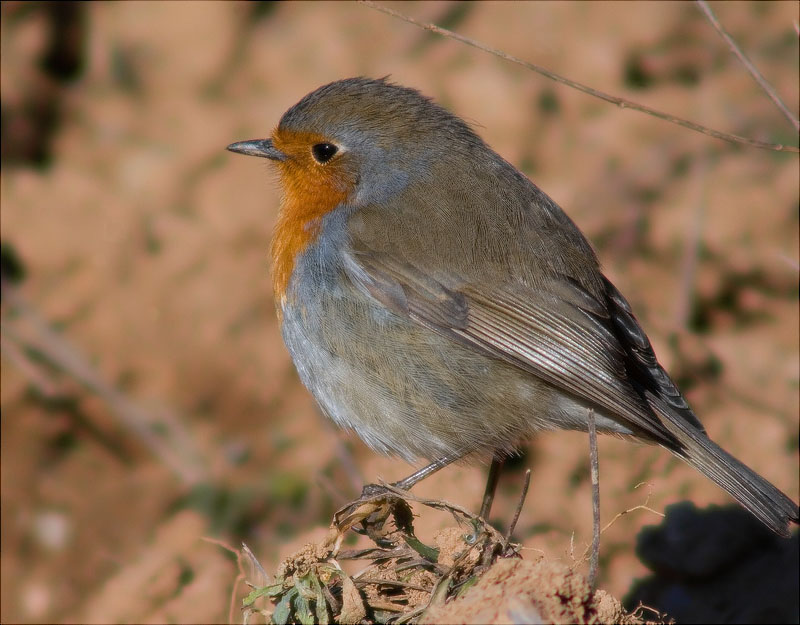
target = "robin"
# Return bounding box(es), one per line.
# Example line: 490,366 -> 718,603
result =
228,77 -> 798,536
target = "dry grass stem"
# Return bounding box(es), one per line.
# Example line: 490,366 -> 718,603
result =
361,0 -> 799,153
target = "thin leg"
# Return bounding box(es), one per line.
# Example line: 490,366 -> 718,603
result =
391,455 -> 460,491
588,408 -> 600,591
479,454 -> 505,520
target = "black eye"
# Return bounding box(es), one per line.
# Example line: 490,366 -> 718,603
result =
311,143 -> 338,164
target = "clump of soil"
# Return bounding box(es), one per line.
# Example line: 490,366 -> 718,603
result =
421,557 -> 638,625
240,487 -> 662,624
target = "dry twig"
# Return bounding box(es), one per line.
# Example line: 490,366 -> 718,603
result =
696,0 -> 799,131
360,0 -> 799,153
1,285 -> 208,486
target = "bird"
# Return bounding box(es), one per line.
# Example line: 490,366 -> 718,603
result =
227,77 -> 798,537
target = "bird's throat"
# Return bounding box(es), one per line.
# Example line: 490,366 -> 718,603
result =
270,146 -> 351,319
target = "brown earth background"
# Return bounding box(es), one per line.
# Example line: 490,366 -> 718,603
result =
1,2 -> 798,623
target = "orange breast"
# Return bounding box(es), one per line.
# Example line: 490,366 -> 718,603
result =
270,129 -> 355,319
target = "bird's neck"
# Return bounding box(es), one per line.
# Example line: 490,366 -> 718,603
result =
271,168 -> 349,320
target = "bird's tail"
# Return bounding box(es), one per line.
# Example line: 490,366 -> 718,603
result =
652,398 -> 799,537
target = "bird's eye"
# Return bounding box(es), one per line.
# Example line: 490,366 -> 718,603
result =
311,143 -> 338,164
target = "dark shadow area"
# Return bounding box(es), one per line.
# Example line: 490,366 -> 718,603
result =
626,502 -> 799,624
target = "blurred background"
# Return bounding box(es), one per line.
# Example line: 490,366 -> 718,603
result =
1,2 -> 797,623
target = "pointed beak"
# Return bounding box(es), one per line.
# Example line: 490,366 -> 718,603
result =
226,138 -> 287,161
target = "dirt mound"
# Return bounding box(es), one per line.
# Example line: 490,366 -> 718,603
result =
240,488 -> 661,625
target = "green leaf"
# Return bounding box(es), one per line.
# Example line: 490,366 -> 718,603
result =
402,534 -> 440,562
271,588 -> 297,625
455,575 -> 479,597
310,572 -> 330,625
243,583 -> 284,606
293,592 -> 315,625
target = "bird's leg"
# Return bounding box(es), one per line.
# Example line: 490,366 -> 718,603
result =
360,454 -> 460,499
587,408 -> 601,591
392,455 -> 459,490
460,454 -> 505,544
361,453 -> 507,520
479,454 -> 505,520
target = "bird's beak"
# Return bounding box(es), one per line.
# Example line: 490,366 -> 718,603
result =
226,138 -> 287,161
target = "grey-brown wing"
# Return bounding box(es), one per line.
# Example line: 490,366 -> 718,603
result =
343,242 -> 699,447
344,239 -> 800,535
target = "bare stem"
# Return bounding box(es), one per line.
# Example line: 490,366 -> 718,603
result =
505,469 -> 531,542
676,149 -> 708,329
360,0 -> 799,153
696,0 -> 799,131
1,286 -> 208,486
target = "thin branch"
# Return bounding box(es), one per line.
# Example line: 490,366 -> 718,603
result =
315,470 -> 350,506
599,504 -> 665,533
676,148 -> 708,329
597,483 -> 665,537
696,0 -> 799,131
505,469 -> 531,542
201,537 -> 249,625
0,330 -> 61,397
360,0 -> 799,153
1,286 -> 209,486
576,483 -> 665,564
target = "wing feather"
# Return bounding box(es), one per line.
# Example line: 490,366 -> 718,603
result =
344,245 -> 673,443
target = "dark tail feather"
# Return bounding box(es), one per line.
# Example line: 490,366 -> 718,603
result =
650,397 -> 799,537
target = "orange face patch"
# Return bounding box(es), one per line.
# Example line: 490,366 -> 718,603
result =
270,128 -> 356,318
